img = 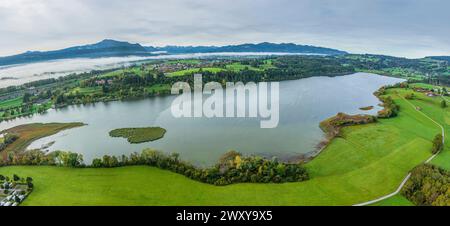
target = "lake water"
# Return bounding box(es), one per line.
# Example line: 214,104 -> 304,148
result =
0,73 -> 404,166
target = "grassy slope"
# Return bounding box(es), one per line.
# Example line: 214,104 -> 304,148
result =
399,84 -> 450,170
0,87 -> 444,206
370,85 -> 450,205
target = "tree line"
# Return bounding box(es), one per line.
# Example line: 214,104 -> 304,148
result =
0,149 -> 309,186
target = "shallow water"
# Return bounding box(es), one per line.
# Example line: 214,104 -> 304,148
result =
0,73 -> 404,166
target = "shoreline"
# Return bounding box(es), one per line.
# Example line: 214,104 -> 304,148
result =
0,76 -> 403,167
289,83 -> 401,164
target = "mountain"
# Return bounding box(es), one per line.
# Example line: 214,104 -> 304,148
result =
0,40 -> 347,66
152,42 -> 347,55
427,56 -> 450,62
0,39 -> 153,66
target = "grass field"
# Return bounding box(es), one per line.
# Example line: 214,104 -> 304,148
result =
225,63 -> 262,71
70,87 -> 103,95
398,83 -> 450,170
167,60 -> 275,77
0,85 -> 446,205
0,97 -> 23,109
369,194 -> 414,206
166,67 -> 225,77
0,99 -> 52,120
98,66 -> 152,79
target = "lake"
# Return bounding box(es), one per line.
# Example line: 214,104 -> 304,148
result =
0,73 -> 404,166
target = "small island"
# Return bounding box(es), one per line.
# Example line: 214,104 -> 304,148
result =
359,106 -> 374,111
109,127 -> 166,144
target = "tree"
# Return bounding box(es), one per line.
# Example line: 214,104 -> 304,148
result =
92,158 -> 103,168
55,94 -> 65,104
431,134 -> 444,154
23,93 -> 32,103
57,151 -> 84,167
102,84 -> 109,93
13,174 -> 20,182
0,174 -> 5,181
441,100 -> 447,108
401,164 -> 449,206
27,182 -> 34,190
66,152 -> 84,167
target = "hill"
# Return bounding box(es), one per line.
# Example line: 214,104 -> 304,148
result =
0,39 -> 152,66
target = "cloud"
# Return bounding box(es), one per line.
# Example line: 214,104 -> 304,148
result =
0,0 -> 449,58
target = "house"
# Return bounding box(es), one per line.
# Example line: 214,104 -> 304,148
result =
95,80 -> 106,85
3,182 -> 10,188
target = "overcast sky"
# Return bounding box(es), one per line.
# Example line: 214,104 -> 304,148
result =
0,0 -> 449,58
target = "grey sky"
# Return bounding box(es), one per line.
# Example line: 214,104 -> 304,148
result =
0,0 -> 449,58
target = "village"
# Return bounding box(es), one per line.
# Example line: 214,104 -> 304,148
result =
0,174 -> 33,206
412,86 -> 449,97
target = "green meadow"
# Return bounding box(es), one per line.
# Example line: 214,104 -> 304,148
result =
0,84 -> 447,206
166,67 -> 225,77
0,97 -> 23,109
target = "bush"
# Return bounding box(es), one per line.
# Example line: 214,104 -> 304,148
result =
404,93 -> 415,100
377,96 -> 399,118
441,100 -> 447,108
431,134 -> 443,154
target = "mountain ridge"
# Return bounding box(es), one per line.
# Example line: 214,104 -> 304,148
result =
0,39 -> 347,66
